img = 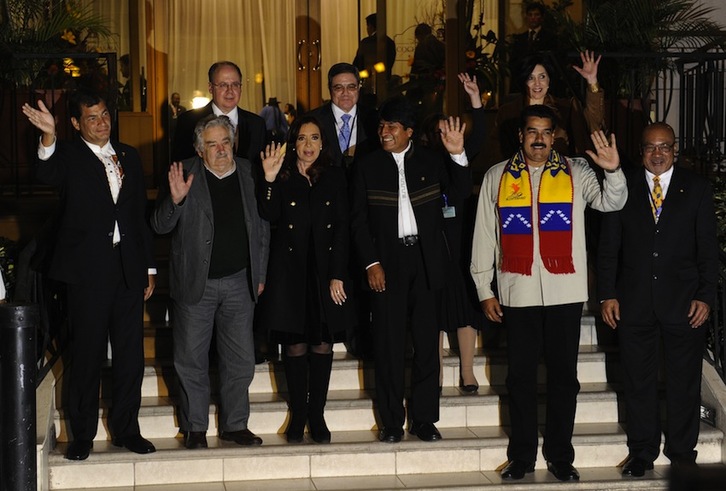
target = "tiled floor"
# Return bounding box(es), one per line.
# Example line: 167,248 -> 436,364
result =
56,464 -> 726,490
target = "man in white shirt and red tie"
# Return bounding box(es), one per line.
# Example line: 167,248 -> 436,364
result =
23,91 -> 156,461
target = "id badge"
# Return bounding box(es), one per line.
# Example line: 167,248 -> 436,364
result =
442,206 -> 456,218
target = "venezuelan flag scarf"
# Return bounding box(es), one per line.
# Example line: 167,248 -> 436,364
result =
497,149 -> 575,275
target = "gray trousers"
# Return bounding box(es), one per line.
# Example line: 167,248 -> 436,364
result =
173,269 -> 256,432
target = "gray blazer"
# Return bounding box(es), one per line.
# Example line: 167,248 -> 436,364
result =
151,156 -> 270,304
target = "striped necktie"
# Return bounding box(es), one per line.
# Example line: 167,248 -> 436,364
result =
651,175 -> 663,222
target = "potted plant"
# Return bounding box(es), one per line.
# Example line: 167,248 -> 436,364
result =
551,0 -> 724,100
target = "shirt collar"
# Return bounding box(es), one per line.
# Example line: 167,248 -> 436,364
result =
82,138 -> 114,157
204,160 -> 237,180
391,141 -> 413,165
331,103 -> 357,123
645,165 -> 674,184
212,102 -> 238,126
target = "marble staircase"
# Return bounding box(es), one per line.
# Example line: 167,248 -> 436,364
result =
44,311 -> 725,490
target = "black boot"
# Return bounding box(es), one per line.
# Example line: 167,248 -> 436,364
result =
308,352 -> 333,443
283,354 -> 308,443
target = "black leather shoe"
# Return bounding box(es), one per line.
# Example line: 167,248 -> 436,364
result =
500,460 -> 534,480
184,431 -> 208,449
219,429 -> 263,446
408,422 -> 442,442
65,439 -> 93,460
112,434 -> 156,454
622,457 -> 653,477
547,461 -> 580,481
378,427 -> 403,443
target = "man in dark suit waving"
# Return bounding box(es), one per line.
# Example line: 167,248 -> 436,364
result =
350,96 -> 470,443
23,92 -> 156,460
598,122 -> 718,477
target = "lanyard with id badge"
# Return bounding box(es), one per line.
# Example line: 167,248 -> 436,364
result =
442,193 -> 456,218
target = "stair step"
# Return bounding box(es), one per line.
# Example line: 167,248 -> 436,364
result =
54,382 -> 622,442
117,345 -> 618,400
47,423 -> 723,489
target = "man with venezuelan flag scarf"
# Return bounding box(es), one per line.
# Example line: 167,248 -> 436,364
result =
470,104 -> 627,482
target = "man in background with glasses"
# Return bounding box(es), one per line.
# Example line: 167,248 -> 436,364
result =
172,61 -> 266,177
598,122 -> 718,478
171,61 -> 271,363
308,62 -> 380,359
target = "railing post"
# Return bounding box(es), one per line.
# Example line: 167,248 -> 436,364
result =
0,303 -> 39,491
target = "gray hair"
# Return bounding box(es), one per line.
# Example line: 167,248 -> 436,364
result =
193,115 -> 235,154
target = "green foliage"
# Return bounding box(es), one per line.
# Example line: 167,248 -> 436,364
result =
0,0 -> 111,86
713,176 -> 726,253
550,0 -> 725,99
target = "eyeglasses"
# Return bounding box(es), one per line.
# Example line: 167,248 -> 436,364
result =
211,82 -> 242,92
642,143 -> 675,154
332,83 -> 360,94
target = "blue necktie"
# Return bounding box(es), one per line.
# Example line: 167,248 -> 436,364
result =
338,113 -> 351,153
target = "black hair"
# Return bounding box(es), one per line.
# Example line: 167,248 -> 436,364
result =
327,63 -> 361,89
69,90 -> 105,120
516,54 -> 556,95
378,95 -> 416,130
279,115 -> 331,185
525,2 -> 546,16
520,104 -> 559,131
366,13 -> 377,28
208,61 -> 242,84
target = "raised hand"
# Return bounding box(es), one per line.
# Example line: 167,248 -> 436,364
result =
586,130 -> 620,171
572,50 -> 601,85
22,100 -> 57,145
168,161 -> 194,205
261,142 -> 285,183
457,72 -> 482,109
440,116 -> 466,155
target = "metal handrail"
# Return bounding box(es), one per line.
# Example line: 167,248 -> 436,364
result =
706,250 -> 726,381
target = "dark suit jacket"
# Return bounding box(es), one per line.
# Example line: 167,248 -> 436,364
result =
257,165 -> 351,334
151,156 -> 270,305
353,33 -> 396,81
597,166 -> 718,325
171,102 -> 266,168
306,102 -> 379,169
350,144 -> 471,290
36,138 -> 154,289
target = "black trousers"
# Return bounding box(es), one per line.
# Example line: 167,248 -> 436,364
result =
502,302 -> 582,464
370,242 -> 440,431
66,249 -> 145,441
618,318 -> 706,463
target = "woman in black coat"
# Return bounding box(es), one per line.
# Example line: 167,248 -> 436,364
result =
258,115 -> 351,444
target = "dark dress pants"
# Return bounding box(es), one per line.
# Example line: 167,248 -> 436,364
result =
618,318 -> 706,463
502,302 -> 582,464
371,242 -> 440,431
66,249 -> 145,441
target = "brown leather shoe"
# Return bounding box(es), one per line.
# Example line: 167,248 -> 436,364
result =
219,429 -> 263,446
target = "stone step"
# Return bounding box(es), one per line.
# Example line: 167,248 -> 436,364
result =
54,382 -> 621,442
109,345 -> 617,400
140,313 -> 604,359
47,423 -> 723,489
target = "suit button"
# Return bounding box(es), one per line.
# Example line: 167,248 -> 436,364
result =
289,224 -> 294,229
652,252 -> 659,257
290,201 -> 296,206
328,247 -> 332,251
653,275 -> 658,280
108,232 -> 113,237
206,240 -> 211,245
325,201 -> 330,206
288,247 -> 293,252
326,224 -> 331,229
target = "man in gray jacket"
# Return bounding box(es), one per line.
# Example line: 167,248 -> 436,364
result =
152,115 -> 270,449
